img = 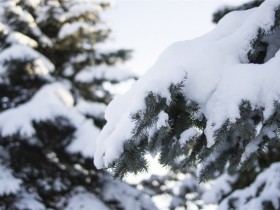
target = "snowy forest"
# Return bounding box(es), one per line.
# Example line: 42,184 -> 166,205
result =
0,0 -> 279,210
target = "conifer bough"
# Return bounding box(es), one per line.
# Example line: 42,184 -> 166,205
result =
95,1 -> 280,209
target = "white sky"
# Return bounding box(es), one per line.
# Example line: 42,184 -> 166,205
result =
104,0 -> 250,75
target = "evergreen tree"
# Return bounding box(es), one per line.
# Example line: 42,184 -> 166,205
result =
94,0 -> 280,209
0,0 -> 155,209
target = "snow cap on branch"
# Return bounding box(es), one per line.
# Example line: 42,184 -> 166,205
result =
94,0 -> 280,169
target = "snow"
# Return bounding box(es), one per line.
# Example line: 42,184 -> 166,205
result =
101,174 -> 158,210
94,0 -> 280,169
75,99 -> 106,119
15,191 -> 45,210
1,2 -> 36,30
240,131 -> 264,163
136,169 -> 220,210
35,2 -> 64,24
56,0 -> 114,19
71,0 -> 114,4
58,22 -> 97,39
2,2 -> 52,48
152,194 -> 173,210
75,65 -> 136,83
70,53 -> 88,63
67,119 -> 100,157
201,173 -> 237,204
0,83 -> 73,137
0,165 -> 22,196
63,2 -> 102,20
0,45 -> 54,76
0,0 -> 17,8
6,32 -> 38,48
0,22 -> 8,35
65,187 -> 110,210
37,0 -> 108,40
12,6 -> 35,25
156,111 -> 169,130
23,0 -> 40,8
179,128 -> 201,146
218,162 -> 280,210
0,83 -> 100,157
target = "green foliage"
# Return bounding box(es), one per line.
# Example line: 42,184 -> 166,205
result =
110,79 -> 208,178
111,81 -> 279,184
110,80 -> 280,184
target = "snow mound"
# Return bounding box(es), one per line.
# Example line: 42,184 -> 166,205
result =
94,0 -> 280,168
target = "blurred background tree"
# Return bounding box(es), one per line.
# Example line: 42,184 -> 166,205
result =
0,0 -> 155,209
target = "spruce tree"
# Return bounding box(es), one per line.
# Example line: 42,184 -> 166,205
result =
0,0 -> 155,209
94,0 -> 280,209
